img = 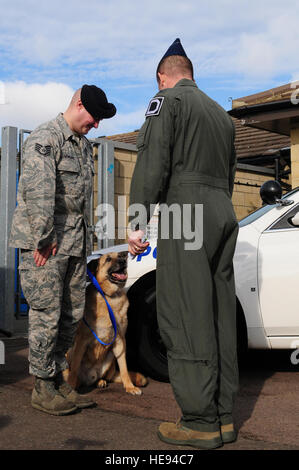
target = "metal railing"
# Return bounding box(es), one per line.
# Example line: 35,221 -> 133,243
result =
0,127 -> 115,334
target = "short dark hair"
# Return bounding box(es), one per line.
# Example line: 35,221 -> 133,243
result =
156,55 -> 194,83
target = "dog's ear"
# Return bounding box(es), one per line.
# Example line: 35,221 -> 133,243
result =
119,251 -> 128,260
87,258 -> 99,276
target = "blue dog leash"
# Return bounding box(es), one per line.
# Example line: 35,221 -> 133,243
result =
84,268 -> 117,346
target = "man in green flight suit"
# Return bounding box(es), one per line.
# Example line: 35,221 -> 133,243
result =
128,39 -> 239,449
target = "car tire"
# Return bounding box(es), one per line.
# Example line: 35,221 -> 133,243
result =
137,286 -> 169,382
126,277 -> 169,383
126,274 -> 247,382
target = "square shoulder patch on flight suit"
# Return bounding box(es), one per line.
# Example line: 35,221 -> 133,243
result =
145,97 -> 164,117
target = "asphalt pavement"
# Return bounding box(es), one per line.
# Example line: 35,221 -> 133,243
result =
1,335 -> 299,458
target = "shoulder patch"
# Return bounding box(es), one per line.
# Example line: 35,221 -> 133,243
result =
145,97 -> 164,117
35,143 -> 52,156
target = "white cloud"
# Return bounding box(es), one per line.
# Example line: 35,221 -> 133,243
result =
233,12 -> 299,80
0,81 -> 144,138
0,81 -> 73,130
2,0 -> 299,137
91,109 -> 145,139
1,0 -> 299,83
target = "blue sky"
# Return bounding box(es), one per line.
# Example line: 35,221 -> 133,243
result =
1,0 -> 299,140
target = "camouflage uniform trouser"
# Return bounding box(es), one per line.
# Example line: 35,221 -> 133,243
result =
19,251 -> 86,379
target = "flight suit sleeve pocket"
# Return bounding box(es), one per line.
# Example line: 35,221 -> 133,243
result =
136,120 -> 150,149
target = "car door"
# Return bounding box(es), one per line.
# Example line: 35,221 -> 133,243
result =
258,204 -> 299,336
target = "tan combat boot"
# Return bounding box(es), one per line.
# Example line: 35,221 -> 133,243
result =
55,372 -> 96,409
158,420 -> 223,449
220,423 -> 237,443
31,377 -> 77,416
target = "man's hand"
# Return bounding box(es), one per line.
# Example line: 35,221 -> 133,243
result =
33,242 -> 57,267
128,230 -> 149,256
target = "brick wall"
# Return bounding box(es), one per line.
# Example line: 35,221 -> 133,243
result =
232,170 -> 270,220
93,143 -> 288,247
114,147 -> 137,245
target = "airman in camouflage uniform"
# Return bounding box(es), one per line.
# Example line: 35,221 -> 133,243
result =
10,85 -> 116,415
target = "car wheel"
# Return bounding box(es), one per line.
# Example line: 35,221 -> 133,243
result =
127,276 -> 246,382
137,286 -> 169,382
126,277 -> 169,383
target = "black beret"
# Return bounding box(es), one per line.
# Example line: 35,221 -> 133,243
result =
81,85 -> 116,120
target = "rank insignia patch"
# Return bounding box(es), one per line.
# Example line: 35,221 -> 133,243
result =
145,97 -> 164,117
35,144 -> 51,156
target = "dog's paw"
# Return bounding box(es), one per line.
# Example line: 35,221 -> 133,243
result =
134,373 -> 148,387
126,385 -> 142,396
97,379 -> 108,389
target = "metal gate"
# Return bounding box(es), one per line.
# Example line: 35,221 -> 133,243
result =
0,126 -> 115,335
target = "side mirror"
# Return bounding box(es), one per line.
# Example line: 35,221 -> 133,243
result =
260,180 -> 293,206
290,211 -> 299,226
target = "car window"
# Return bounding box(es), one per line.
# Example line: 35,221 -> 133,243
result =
239,204 -> 278,227
266,204 -> 299,231
238,187 -> 299,228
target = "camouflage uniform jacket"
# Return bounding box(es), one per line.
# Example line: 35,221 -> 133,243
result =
9,113 -> 94,256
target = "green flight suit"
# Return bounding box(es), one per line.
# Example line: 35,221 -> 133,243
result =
130,79 -> 239,432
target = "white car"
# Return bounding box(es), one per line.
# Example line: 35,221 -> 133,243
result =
90,181 -> 299,381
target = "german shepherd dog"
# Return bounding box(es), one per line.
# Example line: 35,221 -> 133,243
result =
65,252 -> 147,395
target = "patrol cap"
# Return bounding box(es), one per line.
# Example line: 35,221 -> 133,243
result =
81,85 -> 116,120
161,38 -> 188,61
